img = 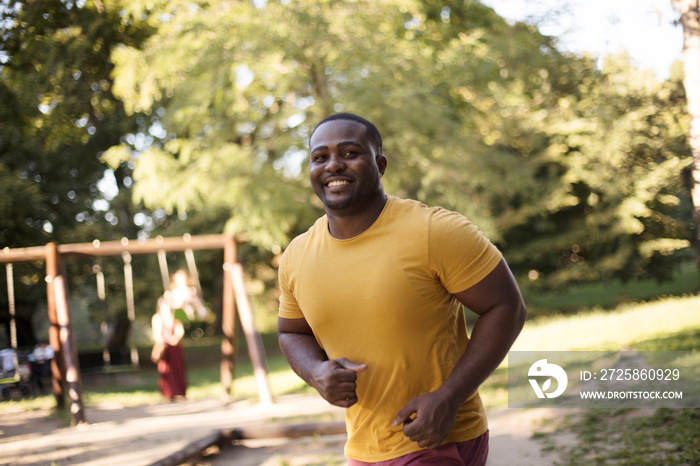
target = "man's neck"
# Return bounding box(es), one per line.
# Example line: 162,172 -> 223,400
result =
326,194 -> 388,240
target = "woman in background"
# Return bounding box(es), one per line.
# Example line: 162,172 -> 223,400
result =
167,269 -> 209,322
151,297 -> 187,401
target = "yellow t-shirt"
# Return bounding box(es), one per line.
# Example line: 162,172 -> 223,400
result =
278,197 -> 502,462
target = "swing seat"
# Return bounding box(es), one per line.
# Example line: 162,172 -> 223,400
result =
0,358 -> 33,400
0,374 -> 20,384
0,377 -> 31,400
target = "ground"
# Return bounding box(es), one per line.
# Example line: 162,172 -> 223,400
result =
0,395 -> 575,465
196,406 -> 576,466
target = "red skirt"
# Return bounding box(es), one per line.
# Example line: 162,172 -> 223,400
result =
157,343 -> 187,399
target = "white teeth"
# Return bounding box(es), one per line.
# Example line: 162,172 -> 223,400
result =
327,180 -> 349,187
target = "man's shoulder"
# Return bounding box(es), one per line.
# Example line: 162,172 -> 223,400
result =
387,197 -> 486,245
387,196 -> 461,223
387,196 -> 430,215
282,215 -> 327,257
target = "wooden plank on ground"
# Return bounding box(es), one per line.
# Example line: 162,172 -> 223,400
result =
225,420 -> 347,440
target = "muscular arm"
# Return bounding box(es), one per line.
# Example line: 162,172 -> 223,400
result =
394,258 -> 527,449
278,316 -> 367,408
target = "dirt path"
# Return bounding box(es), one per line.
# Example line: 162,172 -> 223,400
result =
0,396 -> 574,466
194,405 -> 575,465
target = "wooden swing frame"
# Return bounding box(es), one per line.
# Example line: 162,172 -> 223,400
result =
1,234 -> 272,425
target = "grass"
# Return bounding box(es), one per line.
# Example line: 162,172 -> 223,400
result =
509,293 -> 700,465
510,295 -> 700,352
521,260 -> 699,315
479,265 -> 700,465
547,408 -> 700,465
474,295 -> 700,410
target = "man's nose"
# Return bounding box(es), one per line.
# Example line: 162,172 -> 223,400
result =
326,153 -> 346,173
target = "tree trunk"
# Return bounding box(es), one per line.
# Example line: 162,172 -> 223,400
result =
673,0 -> 700,292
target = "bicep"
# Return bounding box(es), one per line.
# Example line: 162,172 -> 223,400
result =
452,258 -> 525,316
278,316 -> 314,336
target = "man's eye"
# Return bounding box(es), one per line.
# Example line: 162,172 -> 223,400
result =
313,155 -> 327,162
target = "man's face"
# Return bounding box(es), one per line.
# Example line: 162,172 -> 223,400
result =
309,119 -> 387,213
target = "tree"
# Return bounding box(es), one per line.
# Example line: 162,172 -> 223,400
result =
500,54 -> 692,286
104,0 -> 554,245
672,0 -> 700,291
0,0 -> 152,346
104,0 -> 693,300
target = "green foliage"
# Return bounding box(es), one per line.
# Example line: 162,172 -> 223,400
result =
508,54 -> 692,287
0,0 -> 152,344
104,0 -> 538,252
105,0 -> 693,291
0,0 -> 150,246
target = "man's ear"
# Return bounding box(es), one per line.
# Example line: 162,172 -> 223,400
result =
376,155 -> 387,176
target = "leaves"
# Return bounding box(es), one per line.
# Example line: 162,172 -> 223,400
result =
2,0 -> 693,307
102,0 -> 694,288
0,0 -> 153,340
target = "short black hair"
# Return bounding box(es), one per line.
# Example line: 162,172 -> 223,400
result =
311,113 -> 383,156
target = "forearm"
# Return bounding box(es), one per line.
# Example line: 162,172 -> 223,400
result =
278,331 -> 329,389
279,329 -> 367,408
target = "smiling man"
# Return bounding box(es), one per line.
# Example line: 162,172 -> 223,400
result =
277,113 -> 527,465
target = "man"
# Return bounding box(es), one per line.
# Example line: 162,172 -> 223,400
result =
29,341 -> 54,393
278,113 -> 527,465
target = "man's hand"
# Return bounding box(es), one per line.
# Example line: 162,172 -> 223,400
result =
311,358 -> 367,408
278,317 -> 368,409
392,389 -> 458,450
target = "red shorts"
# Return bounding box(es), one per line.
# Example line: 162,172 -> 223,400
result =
348,430 -> 489,466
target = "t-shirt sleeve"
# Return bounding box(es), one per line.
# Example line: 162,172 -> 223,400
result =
278,242 -> 305,320
429,208 -> 502,294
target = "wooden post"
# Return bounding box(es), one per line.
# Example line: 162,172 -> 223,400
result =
122,252 -> 140,367
0,234 -> 234,263
184,247 -> 202,296
45,243 -> 65,409
220,236 -> 237,400
47,243 -> 86,424
5,263 -> 21,380
157,248 -> 170,293
230,262 -> 273,405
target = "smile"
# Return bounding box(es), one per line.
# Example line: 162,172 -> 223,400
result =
326,180 -> 350,187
